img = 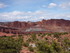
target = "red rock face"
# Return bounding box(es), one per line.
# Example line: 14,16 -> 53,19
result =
0,19 -> 70,34
39,19 -> 70,32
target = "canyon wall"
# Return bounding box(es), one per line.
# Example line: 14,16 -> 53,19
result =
0,19 -> 70,34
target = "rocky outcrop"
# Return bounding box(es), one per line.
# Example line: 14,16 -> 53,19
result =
0,19 -> 70,34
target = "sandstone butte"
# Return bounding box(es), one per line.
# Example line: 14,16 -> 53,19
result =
0,19 -> 70,36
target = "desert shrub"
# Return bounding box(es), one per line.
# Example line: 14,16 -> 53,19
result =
41,34 -> 46,37
38,34 -> 41,36
27,38 -> 32,42
36,51 -> 44,53
23,42 -> 29,47
53,32 -> 61,38
47,33 -> 52,36
36,40 -> 67,53
36,40 -> 55,53
51,41 -> 64,53
0,36 -> 23,53
45,38 -> 48,40
31,34 -> 36,41
28,46 -> 34,52
53,32 -> 68,36
61,32 -> 68,35
18,35 -> 23,37
63,37 -> 70,52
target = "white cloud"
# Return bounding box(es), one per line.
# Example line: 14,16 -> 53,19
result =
0,3 -> 8,8
59,2 -> 70,9
48,3 -> 57,8
44,2 -> 70,9
0,11 -> 47,22
0,10 -> 70,22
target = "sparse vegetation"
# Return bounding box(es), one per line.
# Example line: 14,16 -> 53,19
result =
23,42 -> 29,47
28,46 -> 34,52
0,36 -> 23,53
0,32 -> 70,53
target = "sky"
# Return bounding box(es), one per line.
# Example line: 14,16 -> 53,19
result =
0,0 -> 70,22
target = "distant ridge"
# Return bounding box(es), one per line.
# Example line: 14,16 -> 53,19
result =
0,19 -> 70,34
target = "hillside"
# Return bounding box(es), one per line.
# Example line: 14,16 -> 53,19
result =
0,19 -> 70,34
0,19 -> 70,53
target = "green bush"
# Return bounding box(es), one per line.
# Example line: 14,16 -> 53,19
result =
36,40 -> 67,53
23,42 -> 29,47
53,32 -> 61,38
36,40 -> 54,53
63,38 -> 70,52
28,46 -> 34,52
61,32 -> 68,35
47,33 -> 52,36
0,36 -> 23,53
31,34 -> 36,40
51,41 -> 63,53
41,34 -> 46,37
